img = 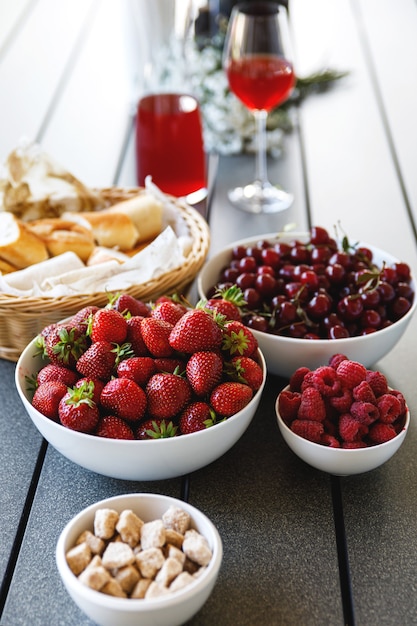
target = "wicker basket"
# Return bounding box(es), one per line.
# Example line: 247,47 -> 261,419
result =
0,188 -> 210,362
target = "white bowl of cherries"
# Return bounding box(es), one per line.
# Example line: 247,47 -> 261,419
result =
197,227 -> 416,378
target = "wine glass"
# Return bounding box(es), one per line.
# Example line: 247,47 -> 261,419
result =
223,1 -> 295,213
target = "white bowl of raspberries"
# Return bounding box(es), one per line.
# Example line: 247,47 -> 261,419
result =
15,294 -> 266,481
275,355 -> 410,475
197,228 -> 416,378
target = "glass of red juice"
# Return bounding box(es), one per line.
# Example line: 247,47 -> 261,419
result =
136,92 -> 207,202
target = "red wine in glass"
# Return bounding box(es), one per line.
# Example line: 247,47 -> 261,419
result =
136,93 -> 207,201
223,2 -> 295,213
226,54 -> 295,112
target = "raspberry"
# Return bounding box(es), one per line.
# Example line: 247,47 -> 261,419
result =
312,366 -> 341,397
298,387 -> 326,422
321,433 -> 341,448
343,441 -> 368,449
328,353 -> 348,369
390,389 -> 407,414
352,381 -> 377,404
289,367 -> 311,392
368,422 -> 397,444
278,390 -> 301,424
365,370 -> 388,397
377,394 -> 402,423
336,360 -> 367,389
350,401 -> 379,425
291,419 -> 324,443
300,370 -> 315,391
338,413 -> 367,443
329,387 -> 353,413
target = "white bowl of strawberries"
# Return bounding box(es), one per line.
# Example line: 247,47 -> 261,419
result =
275,355 -> 410,475
198,228 -> 416,378
15,294 -> 266,481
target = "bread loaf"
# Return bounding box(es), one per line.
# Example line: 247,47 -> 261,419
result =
104,193 -> 163,243
27,218 -> 95,262
77,211 -> 139,251
0,212 -> 49,269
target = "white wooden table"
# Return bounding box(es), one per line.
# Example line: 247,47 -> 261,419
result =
1,1 -> 417,624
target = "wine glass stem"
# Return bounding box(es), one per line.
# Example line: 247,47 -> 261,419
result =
253,109 -> 269,186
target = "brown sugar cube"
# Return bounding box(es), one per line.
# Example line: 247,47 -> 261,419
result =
169,571 -> 195,592
101,577 -> 127,598
155,557 -> 183,587
94,508 -> 119,540
136,547 -> 165,579
140,519 -> 166,550
183,556 -> 200,575
76,530 -> 105,555
116,509 -> 144,548
162,506 -> 191,535
102,541 -> 135,570
165,529 -> 184,549
167,544 -> 186,566
145,581 -> 171,599
79,559 -> 110,591
114,564 -> 140,594
66,542 -> 92,576
131,578 -> 152,599
182,529 -> 212,567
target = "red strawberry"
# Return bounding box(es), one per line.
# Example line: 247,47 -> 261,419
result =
169,309 -> 223,353
37,363 -> 79,388
74,377 -> 105,405
45,323 -> 88,368
96,415 -> 135,440
111,293 -> 151,318
117,357 -> 156,387
205,284 -> 246,321
179,401 -> 216,434
32,381 -> 68,421
126,316 -> 149,356
154,357 -> 186,374
136,418 -> 178,440
209,382 -> 253,417
186,351 -> 223,396
227,355 -> 263,391
91,308 -> 128,344
70,305 -> 99,333
140,318 -> 174,357
151,300 -> 187,325
58,383 -> 99,433
100,378 -> 147,422
76,341 -> 118,380
222,320 -> 258,358
146,372 -> 192,419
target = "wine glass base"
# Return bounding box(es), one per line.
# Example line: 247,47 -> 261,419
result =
228,182 -> 293,214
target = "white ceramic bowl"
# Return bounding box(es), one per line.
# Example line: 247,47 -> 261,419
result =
275,386 -> 410,475
198,233 -> 416,378
15,340 -> 266,481
56,493 -> 223,626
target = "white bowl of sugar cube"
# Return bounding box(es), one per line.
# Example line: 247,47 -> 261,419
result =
56,493 -> 223,626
